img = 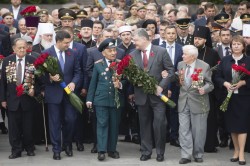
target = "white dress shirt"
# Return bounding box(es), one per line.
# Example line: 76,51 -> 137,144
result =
54,45 -> 65,62
141,43 -> 152,60
12,6 -> 20,20
166,42 -> 176,65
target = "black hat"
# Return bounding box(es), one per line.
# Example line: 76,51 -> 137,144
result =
81,19 -> 93,28
76,10 -> 88,18
58,8 -> 76,20
240,13 -> 250,23
176,18 -> 191,29
98,38 -> 116,52
193,26 -> 210,39
224,0 -> 232,4
25,16 -> 39,27
211,22 -> 224,32
214,13 -> 229,24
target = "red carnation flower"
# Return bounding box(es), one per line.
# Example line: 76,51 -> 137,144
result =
20,6 -> 37,16
77,33 -> 82,39
16,84 -> 24,97
109,62 -> 117,68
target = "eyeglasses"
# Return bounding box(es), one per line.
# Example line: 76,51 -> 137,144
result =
147,9 -> 156,12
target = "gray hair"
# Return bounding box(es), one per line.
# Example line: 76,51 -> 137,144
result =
182,45 -> 198,57
133,28 -> 149,41
13,38 -> 27,46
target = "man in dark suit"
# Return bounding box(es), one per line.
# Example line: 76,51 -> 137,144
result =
61,26 -> 88,151
152,21 -> 169,46
163,25 -> 183,147
215,28 -> 232,59
194,2 -> 216,27
176,18 -> 194,46
130,28 -> 175,162
0,38 -> 36,159
85,28 -> 125,152
214,28 -> 232,148
42,31 -> 81,160
86,38 -> 125,161
8,0 -> 24,21
0,28 -> 13,57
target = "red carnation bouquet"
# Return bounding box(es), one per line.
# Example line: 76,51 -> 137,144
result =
220,63 -> 250,112
34,53 -> 83,113
20,6 -> 37,16
191,68 -> 208,112
191,68 -> 204,88
16,63 -> 36,97
108,61 -> 122,108
116,55 -> 176,108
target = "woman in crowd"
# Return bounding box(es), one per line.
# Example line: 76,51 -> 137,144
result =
215,35 -> 250,165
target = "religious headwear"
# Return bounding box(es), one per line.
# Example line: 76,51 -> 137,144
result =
81,19 -> 93,28
25,16 -> 39,27
33,23 -> 56,45
193,25 -> 210,39
119,25 -> 132,34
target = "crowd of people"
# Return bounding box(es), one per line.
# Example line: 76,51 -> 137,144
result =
0,0 -> 250,164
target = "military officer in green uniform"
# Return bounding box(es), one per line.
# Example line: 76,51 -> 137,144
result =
56,8 -> 81,42
86,38 -> 125,161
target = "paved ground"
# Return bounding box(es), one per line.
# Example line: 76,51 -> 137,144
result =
0,134 -> 250,166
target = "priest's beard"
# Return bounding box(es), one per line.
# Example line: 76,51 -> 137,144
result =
41,39 -> 54,49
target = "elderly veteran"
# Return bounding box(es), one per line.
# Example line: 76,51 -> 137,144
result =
177,45 -> 214,164
86,38 -> 125,161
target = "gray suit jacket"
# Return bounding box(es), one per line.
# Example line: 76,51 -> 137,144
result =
177,59 -> 214,114
130,44 -> 175,105
214,45 -> 224,59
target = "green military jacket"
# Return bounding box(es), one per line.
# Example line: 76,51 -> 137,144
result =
87,58 -> 126,108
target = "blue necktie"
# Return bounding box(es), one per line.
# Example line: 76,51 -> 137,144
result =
168,45 -> 173,64
161,41 -> 166,48
59,51 -> 64,72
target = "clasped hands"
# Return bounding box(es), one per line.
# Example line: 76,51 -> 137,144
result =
224,80 -> 246,91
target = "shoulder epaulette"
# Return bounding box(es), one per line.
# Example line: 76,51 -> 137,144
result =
95,59 -> 103,64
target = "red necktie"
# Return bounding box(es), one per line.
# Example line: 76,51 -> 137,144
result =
142,50 -> 148,69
